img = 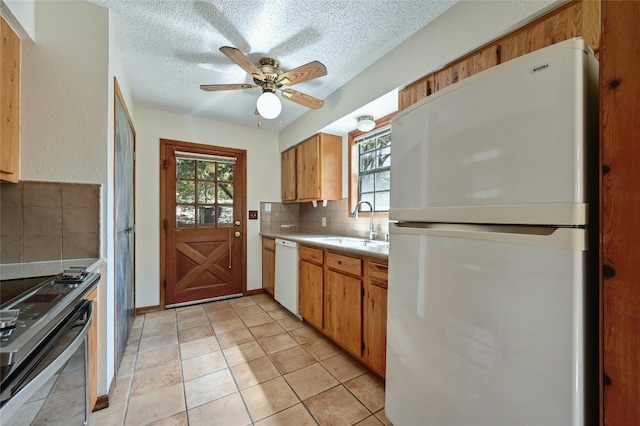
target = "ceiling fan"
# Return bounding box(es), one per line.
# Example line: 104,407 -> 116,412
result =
200,46 -> 327,120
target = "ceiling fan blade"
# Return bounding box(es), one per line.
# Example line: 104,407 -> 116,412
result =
219,46 -> 265,81
200,84 -> 256,92
277,61 -> 327,86
281,89 -> 324,109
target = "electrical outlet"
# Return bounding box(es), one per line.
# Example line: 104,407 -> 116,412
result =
322,217 -> 327,227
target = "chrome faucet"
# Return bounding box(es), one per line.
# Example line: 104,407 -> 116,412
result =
352,200 -> 378,241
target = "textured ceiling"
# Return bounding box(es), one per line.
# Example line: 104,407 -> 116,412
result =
90,0 -> 457,131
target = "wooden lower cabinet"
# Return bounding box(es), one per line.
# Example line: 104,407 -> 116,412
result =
262,237 -> 275,296
364,279 -> 387,377
324,270 -> 363,357
297,244 -> 388,376
299,259 -> 323,329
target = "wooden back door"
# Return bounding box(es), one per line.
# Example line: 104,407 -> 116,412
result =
161,139 -> 246,307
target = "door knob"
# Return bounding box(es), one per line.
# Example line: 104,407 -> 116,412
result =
234,231 -> 241,237
234,220 -> 241,226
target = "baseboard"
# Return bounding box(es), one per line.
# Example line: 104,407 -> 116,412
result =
93,394 -> 110,412
135,305 -> 161,315
245,288 -> 265,296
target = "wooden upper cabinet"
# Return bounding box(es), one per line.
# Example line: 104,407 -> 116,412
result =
281,147 -> 296,202
398,0 -> 600,111
295,133 -> 342,202
1,17 -> 20,183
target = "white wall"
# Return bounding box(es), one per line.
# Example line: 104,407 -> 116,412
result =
20,1 -> 108,183
280,0 -> 563,150
134,108 -> 280,308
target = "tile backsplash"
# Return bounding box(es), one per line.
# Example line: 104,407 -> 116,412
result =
0,181 -> 100,264
260,199 -> 389,239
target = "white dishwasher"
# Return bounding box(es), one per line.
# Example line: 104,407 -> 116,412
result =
274,238 -> 300,318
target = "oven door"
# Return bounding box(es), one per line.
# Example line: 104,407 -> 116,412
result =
0,300 -> 93,425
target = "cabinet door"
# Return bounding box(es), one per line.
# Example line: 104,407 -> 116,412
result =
0,17 -> 20,183
299,260 -> 323,329
262,246 -> 275,296
281,147 -> 297,202
365,282 -> 387,377
324,270 -> 362,357
296,134 -> 321,200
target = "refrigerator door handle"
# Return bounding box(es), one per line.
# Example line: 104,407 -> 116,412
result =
390,222 -> 587,251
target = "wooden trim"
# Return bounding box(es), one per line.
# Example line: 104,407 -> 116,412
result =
600,1 -> 640,424
113,76 -> 136,391
135,305 -> 161,315
244,288 -> 264,296
93,394 -> 110,412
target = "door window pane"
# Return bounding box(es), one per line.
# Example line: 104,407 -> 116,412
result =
176,180 -> 195,203
198,182 -> 216,204
197,161 -> 216,180
218,163 -> 234,182
217,183 -> 233,204
176,205 -> 195,227
177,159 -> 195,179
217,207 -> 233,226
198,206 -> 216,226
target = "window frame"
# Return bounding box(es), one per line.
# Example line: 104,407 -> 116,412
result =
348,112 -> 395,217
174,152 -> 237,228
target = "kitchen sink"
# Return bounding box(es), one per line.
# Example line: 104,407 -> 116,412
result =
315,237 -> 389,249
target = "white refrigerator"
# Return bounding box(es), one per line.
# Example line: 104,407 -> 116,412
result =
386,38 -> 599,425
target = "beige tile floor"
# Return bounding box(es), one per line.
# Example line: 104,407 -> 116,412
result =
90,293 -> 392,426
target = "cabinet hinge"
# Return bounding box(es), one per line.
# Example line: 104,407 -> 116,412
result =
164,279 -> 167,289
163,159 -> 168,169
361,288 -> 365,297
361,342 -> 365,351
133,151 -> 136,161
164,219 -> 168,229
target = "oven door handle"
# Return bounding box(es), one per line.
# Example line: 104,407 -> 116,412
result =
0,300 -> 93,422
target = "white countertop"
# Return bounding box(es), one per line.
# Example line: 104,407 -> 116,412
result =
260,232 -> 389,259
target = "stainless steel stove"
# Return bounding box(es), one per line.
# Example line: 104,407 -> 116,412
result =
0,268 -> 100,424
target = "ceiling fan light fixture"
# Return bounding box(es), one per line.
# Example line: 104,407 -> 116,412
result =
356,115 -> 375,132
257,92 -> 282,119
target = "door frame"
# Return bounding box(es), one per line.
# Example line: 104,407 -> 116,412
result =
159,138 -> 247,309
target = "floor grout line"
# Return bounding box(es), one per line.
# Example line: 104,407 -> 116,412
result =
98,294 -> 385,426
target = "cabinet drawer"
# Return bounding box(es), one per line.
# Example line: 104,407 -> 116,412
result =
263,237 -> 275,251
327,252 -> 362,276
368,261 -> 388,288
300,245 -> 323,264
